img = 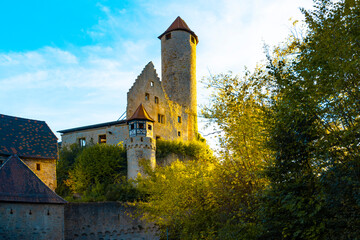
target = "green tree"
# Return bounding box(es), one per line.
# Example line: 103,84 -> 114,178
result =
56,143 -> 84,197
260,0 -> 360,239
65,144 -> 127,201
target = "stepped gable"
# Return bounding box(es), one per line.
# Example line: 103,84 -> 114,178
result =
0,155 -> 67,204
127,61 -> 161,94
127,104 -> 155,122
158,16 -> 198,43
0,114 -> 58,159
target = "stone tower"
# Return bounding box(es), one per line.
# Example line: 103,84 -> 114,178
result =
158,16 -> 198,140
126,104 -> 156,179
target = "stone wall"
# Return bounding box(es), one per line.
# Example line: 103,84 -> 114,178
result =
160,30 -> 197,140
64,202 -> 158,240
126,136 -> 156,179
0,202 -> 64,240
61,123 -> 128,148
22,158 -> 57,191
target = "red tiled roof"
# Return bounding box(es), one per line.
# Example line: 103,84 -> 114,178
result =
0,155 -> 67,204
158,16 -> 198,43
0,114 -> 58,159
127,104 -> 154,122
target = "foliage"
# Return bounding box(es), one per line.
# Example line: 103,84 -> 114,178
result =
63,144 -> 138,202
202,70 -> 272,176
156,138 -> 214,161
260,0 -> 360,239
56,143 -> 84,196
135,157 -> 264,240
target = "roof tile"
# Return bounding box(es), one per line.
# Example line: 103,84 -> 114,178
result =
0,114 -> 58,159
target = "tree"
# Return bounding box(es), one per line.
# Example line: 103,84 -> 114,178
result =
65,144 -> 127,201
260,0 -> 360,239
56,143 -> 84,197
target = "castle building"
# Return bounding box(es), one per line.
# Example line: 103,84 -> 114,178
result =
59,16 -> 199,179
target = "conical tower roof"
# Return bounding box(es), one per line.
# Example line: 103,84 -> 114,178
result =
127,104 -> 154,122
158,16 -> 198,43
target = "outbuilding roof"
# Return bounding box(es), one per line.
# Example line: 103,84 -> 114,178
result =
0,155 -> 67,204
127,104 -> 155,122
0,114 -> 58,159
58,120 -> 126,134
158,16 -> 198,43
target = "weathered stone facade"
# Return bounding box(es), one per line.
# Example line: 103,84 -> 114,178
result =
60,122 -> 128,147
0,202 -> 65,240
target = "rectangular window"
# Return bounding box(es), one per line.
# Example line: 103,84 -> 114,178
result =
191,36 -> 195,44
178,131 -> 181,137
148,124 -> 152,130
178,116 -> 182,123
36,163 -> 41,171
155,96 -> 159,104
145,93 -> 150,101
158,114 -> 165,124
138,123 -> 144,129
78,138 -> 86,147
166,33 -> 171,40
130,124 -> 135,130
98,134 -> 106,144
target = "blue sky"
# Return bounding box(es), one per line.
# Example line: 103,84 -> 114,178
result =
0,0 -> 314,144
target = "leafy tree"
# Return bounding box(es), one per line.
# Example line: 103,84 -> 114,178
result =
65,144 -> 127,200
260,0 -> 360,239
156,139 -> 214,162
56,143 -> 84,196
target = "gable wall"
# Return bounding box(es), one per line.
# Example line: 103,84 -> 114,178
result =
22,158 -> 57,191
127,63 -> 192,141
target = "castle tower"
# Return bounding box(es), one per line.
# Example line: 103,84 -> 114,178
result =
126,104 -> 156,179
158,16 -> 198,140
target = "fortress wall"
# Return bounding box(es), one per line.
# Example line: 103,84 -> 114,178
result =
64,202 -> 158,240
0,202 -> 64,240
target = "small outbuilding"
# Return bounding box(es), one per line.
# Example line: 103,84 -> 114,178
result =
0,155 -> 67,240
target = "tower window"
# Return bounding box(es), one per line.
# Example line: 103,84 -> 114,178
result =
178,131 -> 181,137
78,138 -> 86,147
145,93 -> 150,101
98,134 -> 106,144
140,137 -> 143,142
166,33 -> 171,40
36,163 -> 41,171
131,137 -> 133,143
158,114 -> 165,124
148,124 -> 152,130
150,81 -> 154,87
130,124 -> 135,130
155,96 -> 159,104
138,123 -> 144,129
191,36 -> 195,44
178,116 -> 182,123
